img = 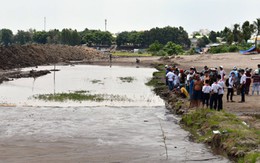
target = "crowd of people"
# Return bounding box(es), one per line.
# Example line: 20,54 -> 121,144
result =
165,64 -> 260,111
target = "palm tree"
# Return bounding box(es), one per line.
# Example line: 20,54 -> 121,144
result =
253,18 -> 260,48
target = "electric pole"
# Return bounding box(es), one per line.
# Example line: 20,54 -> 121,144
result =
44,17 -> 46,31
105,19 -> 107,31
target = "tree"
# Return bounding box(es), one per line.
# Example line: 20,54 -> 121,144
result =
116,26 -> 191,48
81,30 -> 112,46
254,18 -> 260,48
163,41 -> 184,56
197,36 -> 210,47
209,31 -> 217,43
14,30 -> 32,45
116,31 -> 129,46
221,27 -> 232,42
70,30 -> 81,46
242,21 -> 255,43
232,24 -> 242,43
147,41 -> 163,54
47,29 -> 61,44
33,31 -> 48,44
1,28 -> 13,46
226,32 -> 234,45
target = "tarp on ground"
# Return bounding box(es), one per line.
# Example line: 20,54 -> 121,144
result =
239,46 -> 256,55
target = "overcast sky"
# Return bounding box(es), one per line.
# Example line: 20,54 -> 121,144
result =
1,0 -> 260,34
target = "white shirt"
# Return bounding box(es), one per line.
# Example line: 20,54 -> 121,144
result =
202,85 -> 211,93
166,71 -> 174,81
228,77 -> 234,88
240,74 -> 246,85
174,74 -> 180,85
219,70 -> 226,80
211,82 -> 220,93
218,80 -> 225,95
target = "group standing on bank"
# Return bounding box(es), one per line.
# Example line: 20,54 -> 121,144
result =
165,64 -> 260,110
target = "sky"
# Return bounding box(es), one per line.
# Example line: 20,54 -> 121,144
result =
0,0 -> 260,35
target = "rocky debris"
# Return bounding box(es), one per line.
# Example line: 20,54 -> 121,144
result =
9,70 -> 51,79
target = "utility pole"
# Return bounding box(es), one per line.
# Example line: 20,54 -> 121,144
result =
105,19 -> 107,31
44,17 -> 46,31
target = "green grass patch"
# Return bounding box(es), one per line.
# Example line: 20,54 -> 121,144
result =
239,153 -> 260,163
33,90 -> 131,102
34,92 -> 104,102
118,77 -> 135,83
112,52 -> 152,57
181,108 -> 260,162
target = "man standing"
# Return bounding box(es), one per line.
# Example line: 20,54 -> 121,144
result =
217,75 -> 224,111
227,72 -> 235,102
252,70 -> 260,95
239,69 -> 246,103
210,78 -> 219,110
219,66 -> 226,81
166,68 -> 174,91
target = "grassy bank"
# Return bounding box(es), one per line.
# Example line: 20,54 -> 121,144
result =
148,64 -> 260,162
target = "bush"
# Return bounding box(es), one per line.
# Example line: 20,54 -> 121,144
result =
228,45 -> 239,52
186,47 -> 196,55
156,50 -> 168,56
209,45 -> 229,54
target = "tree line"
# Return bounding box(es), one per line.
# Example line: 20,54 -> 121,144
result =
0,28 -> 114,47
196,18 -> 260,48
0,26 -> 190,49
0,18 -> 259,55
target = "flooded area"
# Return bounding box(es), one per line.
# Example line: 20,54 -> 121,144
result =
0,65 -> 229,162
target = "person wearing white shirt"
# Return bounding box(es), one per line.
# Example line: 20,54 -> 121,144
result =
217,75 -> 225,111
210,78 -> 219,110
202,80 -> 211,108
239,69 -> 246,102
166,70 -> 174,91
219,66 -> 226,80
173,71 -> 180,88
227,72 -> 235,102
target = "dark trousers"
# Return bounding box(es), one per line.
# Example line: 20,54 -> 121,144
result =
210,93 -> 218,110
203,93 -> 210,108
245,84 -> 250,95
227,88 -> 233,101
218,94 -> 223,111
168,81 -> 174,91
241,85 -> 245,102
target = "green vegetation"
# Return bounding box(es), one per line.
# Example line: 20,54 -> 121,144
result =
148,41 -> 184,56
116,26 -> 191,48
33,90 -> 131,102
118,77 -> 135,83
182,108 -> 260,162
112,52 -> 152,57
209,43 -> 253,54
34,92 -> 105,102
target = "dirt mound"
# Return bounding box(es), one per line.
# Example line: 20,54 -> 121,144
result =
0,44 -> 105,69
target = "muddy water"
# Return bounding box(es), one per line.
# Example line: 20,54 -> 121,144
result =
0,65 -> 229,162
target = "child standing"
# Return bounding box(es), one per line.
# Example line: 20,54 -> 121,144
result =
202,80 -> 211,108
